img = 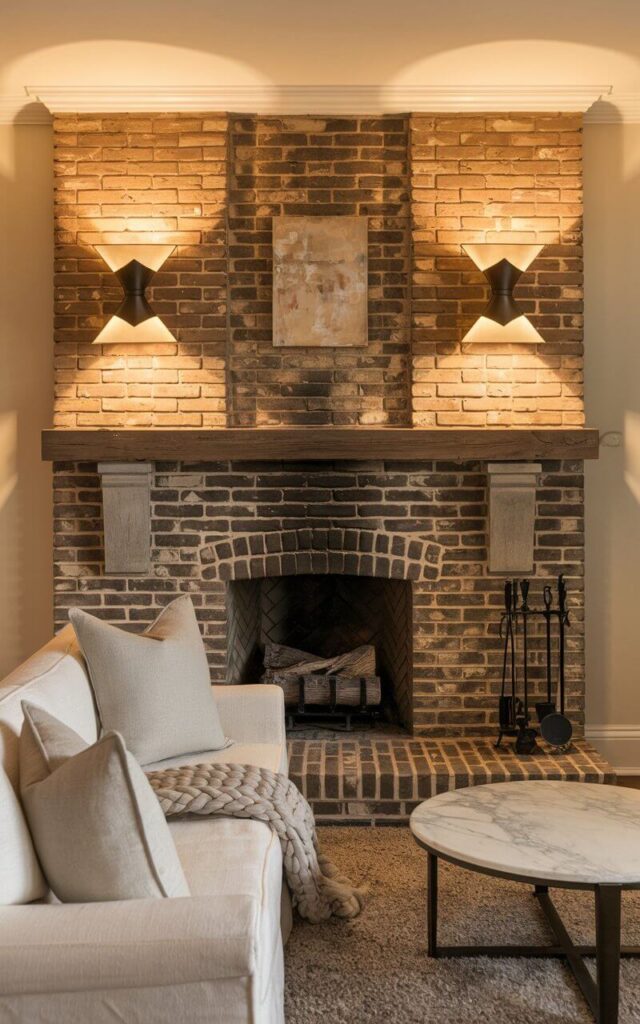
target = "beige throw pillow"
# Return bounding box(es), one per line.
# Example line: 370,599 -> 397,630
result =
69,595 -> 227,765
19,702 -> 190,903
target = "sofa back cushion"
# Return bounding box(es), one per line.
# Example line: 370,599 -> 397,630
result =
0,625 -> 98,790
0,625 -> 98,904
0,767 -> 45,904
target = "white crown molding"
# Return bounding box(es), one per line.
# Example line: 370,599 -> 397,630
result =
584,93 -> 640,123
13,83 -> 640,124
24,83 -> 611,116
0,94 -> 51,125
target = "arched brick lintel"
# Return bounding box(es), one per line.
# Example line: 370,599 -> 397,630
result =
200,528 -> 443,583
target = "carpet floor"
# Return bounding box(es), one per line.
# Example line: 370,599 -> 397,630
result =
284,826 -> 640,1023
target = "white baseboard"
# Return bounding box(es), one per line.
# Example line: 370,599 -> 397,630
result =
585,725 -> 640,774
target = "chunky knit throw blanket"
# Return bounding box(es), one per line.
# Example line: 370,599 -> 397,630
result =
146,762 -> 365,923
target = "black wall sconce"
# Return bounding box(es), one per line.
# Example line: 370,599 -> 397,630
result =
93,244 -> 176,345
461,243 -> 544,344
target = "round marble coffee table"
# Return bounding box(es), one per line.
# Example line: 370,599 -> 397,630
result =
410,781 -> 640,1024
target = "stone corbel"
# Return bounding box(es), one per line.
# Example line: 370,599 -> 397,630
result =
98,462 -> 153,574
487,462 -> 542,574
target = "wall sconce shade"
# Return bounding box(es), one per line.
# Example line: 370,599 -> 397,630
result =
461,243 -> 544,344
93,244 -> 176,345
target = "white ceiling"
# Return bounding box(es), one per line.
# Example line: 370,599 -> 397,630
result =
2,0 -> 640,121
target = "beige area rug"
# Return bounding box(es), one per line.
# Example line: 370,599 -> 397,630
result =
285,827 -> 640,1024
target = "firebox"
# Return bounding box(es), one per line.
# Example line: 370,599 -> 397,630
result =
226,574 -> 413,729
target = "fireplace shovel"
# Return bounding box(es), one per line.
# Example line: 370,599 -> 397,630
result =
537,576 -> 573,748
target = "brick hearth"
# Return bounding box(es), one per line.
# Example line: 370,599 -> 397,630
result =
288,736 -> 614,824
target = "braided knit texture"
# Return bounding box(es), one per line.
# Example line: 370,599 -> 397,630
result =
146,762 -> 366,923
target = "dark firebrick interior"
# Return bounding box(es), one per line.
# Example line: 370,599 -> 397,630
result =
226,575 -> 413,728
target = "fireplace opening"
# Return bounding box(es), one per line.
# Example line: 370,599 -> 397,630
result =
226,575 -> 413,730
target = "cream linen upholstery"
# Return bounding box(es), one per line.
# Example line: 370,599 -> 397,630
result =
69,596 -> 227,764
0,768 -> 44,905
0,628 -> 98,906
146,740 -> 287,775
0,626 -> 288,1023
20,706 -> 190,903
214,684 -> 287,746
0,628 -> 99,791
144,683 -> 288,774
0,894 -> 284,1024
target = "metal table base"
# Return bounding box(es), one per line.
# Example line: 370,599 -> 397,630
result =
426,850 -> 640,1024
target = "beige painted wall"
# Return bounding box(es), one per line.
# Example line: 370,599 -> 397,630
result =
0,124 -> 53,676
584,122 -> 640,769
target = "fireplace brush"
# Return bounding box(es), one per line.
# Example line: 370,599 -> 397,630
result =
496,575 -> 572,754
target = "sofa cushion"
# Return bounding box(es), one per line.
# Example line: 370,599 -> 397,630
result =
69,596 -> 228,765
145,741 -> 286,775
0,626 -> 97,906
0,626 -> 98,790
20,706 -> 190,903
0,768 -> 45,905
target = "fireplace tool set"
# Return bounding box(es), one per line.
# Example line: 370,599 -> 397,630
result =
497,574 -> 573,755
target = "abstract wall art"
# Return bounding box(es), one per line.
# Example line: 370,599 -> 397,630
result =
272,215 -> 368,348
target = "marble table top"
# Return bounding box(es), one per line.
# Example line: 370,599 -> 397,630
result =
410,781 -> 640,885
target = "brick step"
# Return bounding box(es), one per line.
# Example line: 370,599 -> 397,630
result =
287,737 -> 614,824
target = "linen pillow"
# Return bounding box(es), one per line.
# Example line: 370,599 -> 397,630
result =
69,595 -> 227,765
19,702 -> 190,903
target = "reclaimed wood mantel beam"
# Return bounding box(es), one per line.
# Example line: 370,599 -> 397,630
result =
41,427 -> 600,463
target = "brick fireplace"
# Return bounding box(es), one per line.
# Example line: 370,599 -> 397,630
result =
53,456 -> 586,738
45,105 -> 609,819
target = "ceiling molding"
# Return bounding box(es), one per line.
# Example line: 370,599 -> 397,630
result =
10,84 -> 640,124
584,93 -> 640,124
24,83 -> 611,116
0,94 -> 51,125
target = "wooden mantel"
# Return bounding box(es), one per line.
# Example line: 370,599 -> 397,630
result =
42,427 -> 600,463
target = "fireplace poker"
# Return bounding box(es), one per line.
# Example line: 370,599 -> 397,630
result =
558,574 -> 568,717
497,581 -> 516,744
510,577 -> 518,699
544,585 -> 553,705
535,585 -> 555,724
514,578 -> 537,755
520,579 -> 530,722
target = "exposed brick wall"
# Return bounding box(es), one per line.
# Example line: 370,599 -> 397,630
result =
227,115 -> 412,425
53,113 -> 228,427
53,110 -> 584,428
411,113 -> 583,426
53,459 -> 584,737
51,109 -> 587,735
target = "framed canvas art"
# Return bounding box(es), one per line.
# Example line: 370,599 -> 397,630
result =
272,215 -> 368,348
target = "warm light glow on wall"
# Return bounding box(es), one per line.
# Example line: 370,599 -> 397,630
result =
462,243 -> 544,344
93,244 -> 176,345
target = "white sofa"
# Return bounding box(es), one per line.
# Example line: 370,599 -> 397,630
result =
0,625 -> 290,1024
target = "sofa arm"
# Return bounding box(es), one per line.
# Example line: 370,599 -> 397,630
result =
0,894 -> 258,996
212,684 -> 286,746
